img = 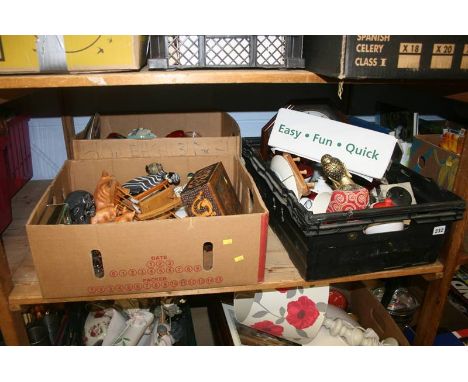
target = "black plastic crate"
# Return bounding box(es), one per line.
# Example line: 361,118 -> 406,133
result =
148,35 -> 304,70
242,137 -> 465,281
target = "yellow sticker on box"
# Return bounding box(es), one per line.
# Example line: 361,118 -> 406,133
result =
234,255 -> 244,262
223,239 -> 233,245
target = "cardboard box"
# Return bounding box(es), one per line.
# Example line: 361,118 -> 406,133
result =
304,35 -> 468,79
73,112 -> 240,160
212,284 -> 409,346
344,285 -> 409,346
0,35 -> 147,73
26,155 -> 269,298
408,134 -> 460,191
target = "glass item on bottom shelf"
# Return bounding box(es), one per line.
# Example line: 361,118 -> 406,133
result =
27,324 -> 51,346
372,286 -> 420,324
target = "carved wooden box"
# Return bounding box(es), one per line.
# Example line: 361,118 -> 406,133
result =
181,162 -> 242,217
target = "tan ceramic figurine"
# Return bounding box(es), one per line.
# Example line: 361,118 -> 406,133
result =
91,206 -> 117,224
91,171 -> 135,224
114,209 -> 135,223
94,171 -> 117,210
320,154 -> 360,191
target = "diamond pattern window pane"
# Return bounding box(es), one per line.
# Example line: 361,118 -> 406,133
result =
205,37 -> 250,66
167,35 -> 199,67
256,35 -> 285,66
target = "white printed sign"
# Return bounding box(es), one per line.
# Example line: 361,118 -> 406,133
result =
268,108 -> 398,179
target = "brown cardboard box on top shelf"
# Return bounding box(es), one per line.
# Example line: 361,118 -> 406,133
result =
0,35 -> 147,74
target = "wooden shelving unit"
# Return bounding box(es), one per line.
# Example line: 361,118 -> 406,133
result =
3,180 -> 445,310
0,67 -> 467,346
0,69 -> 329,89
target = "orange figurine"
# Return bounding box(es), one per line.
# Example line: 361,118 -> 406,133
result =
94,171 -> 117,210
115,209 -> 135,223
91,206 -> 117,224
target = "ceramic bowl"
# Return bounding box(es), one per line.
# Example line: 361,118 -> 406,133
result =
270,155 -> 300,199
312,192 -> 332,214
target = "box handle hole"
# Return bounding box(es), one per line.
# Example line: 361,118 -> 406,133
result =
417,155 -> 426,169
203,242 -> 213,270
91,250 -> 104,278
248,188 -> 254,213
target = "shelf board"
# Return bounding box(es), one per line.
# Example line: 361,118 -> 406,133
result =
2,67 -> 468,91
0,68 -> 330,89
8,249 -> 444,311
4,180 -> 444,310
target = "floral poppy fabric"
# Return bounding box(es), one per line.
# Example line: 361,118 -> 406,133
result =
286,296 -> 319,329
251,320 -> 284,337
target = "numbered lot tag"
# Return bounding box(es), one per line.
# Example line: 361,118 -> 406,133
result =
433,226 -> 446,235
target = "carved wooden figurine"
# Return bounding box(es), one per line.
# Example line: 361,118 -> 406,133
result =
283,153 -> 314,196
94,171 -> 117,210
114,208 -> 136,223
91,206 -> 117,224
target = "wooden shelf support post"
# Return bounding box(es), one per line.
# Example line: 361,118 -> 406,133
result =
61,116 -> 75,159
414,135 -> 468,346
0,240 -> 28,345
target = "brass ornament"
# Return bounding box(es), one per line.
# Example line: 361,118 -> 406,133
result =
321,154 -> 360,191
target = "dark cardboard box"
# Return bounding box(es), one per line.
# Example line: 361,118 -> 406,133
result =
304,35 -> 468,79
